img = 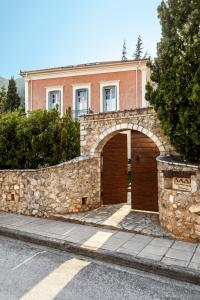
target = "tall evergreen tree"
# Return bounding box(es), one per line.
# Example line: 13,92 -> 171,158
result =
146,0 -> 200,162
133,35 -> 143,59
0,87 -> 7,113
5,77 -> 21,112
121,40 -> 128,61
143,50 -> 150,59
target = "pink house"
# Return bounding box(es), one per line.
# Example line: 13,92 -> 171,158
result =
20,59 -> 150,117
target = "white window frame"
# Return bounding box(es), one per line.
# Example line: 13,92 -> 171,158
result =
45,86 -> 64,116
100,80 -> 120,112
72,83 -> 91,112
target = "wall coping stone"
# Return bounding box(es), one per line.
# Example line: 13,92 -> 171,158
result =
157,155 -> 200,169
162,170 -> 196,178
0,156 -> 91,173
80,107 -> 155,121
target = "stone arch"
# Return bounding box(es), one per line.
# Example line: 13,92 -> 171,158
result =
90,122 -> 166,156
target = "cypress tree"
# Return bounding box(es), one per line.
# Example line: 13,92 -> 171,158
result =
133,35 -> 143,59
5,77 -> 21,112
121,40 -> 128,61
146,0 -> 200,162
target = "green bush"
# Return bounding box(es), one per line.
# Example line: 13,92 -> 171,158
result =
0,109 -> 80,169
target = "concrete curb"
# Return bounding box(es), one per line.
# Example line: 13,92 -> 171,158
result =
0,225 -> 199,285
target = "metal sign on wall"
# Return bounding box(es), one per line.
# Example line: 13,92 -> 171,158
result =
172,177 -> 191,192
162,170 -> 195,192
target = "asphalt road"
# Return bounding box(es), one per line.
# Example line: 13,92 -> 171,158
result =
0,235 -> 200,300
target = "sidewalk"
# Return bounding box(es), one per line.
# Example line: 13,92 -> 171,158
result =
0,212 -> 200,284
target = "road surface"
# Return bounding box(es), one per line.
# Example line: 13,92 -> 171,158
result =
0,235 -> 199,300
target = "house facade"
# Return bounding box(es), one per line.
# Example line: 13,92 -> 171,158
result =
20,59 -> 150,117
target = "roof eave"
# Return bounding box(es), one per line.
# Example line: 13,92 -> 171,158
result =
20,59 -> 148,77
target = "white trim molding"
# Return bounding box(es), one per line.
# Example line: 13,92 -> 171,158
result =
141,69 -> 149,107
24,79 -> 29,113
23,65 -> 140,81
72,83 -> 91,111
45,86 -> 64,116
99,80 -> 120,113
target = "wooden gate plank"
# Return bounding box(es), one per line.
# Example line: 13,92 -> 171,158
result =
102,133 -> 128,205
131,130 -> 160,212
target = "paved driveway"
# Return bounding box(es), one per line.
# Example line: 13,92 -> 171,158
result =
55,203 -> 173,238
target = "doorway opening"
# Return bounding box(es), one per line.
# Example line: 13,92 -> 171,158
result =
101,130 -> 160,213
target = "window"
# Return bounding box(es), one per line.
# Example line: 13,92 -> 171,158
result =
103,86 -> 117,112
46,86 -> 63,116
72,84 -> 91,119
48,90 -> 61,112
76,89 -> 88,110
100,81 -> 119,112
75,88 -> 89,118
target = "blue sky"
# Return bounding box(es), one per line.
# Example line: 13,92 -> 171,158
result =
0,0 -> 161,78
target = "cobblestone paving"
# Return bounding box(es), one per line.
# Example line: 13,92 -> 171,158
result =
56,204 -> 173,239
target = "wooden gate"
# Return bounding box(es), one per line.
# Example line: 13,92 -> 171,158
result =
102,133 -> 128,205
131,130 -> 160,212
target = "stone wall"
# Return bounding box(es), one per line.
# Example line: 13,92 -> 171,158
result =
0,157 -> 101,217
80,107 -> 175,157
157,156 -> 200,242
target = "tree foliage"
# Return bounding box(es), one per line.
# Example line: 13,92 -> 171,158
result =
4,77 -> 21,112
0,109 -> 80,169
0,87 -> 7,113
133,35 -> 143,59
121,39 -> 128,61
133,35 -> 149,59
146,0 -> 200,162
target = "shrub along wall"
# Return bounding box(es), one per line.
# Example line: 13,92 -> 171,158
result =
0,109 -> 80,169
0,109 -> 101,217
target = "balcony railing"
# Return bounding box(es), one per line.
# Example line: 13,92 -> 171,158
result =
71,109 -> 93,120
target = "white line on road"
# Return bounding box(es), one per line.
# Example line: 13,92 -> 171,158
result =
11,251 -> 47,271
19,258 -> 90,300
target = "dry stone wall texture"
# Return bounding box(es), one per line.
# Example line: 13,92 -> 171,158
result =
157,157 -> 200,242
0,157 -> 101,217
80,107 -> 175,157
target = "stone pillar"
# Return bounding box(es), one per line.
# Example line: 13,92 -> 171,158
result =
157,156 -> 200,242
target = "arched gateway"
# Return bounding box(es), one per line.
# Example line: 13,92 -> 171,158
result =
80,107 -> 174,212
80,107 -> 172,157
